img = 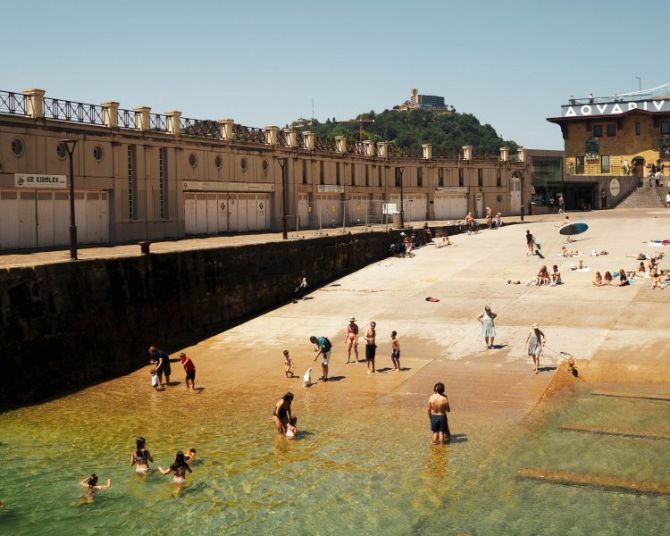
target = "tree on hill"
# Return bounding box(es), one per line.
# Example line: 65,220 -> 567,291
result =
294,108 -> 517,156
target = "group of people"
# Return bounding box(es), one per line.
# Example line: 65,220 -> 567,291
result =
534,265 -> 561,286
80,437 -> 197,502
148,346 -> 197,391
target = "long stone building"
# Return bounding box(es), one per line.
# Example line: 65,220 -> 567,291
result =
0,88 -> 529,250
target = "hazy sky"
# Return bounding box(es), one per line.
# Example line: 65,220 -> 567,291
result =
2,0 -> 667,149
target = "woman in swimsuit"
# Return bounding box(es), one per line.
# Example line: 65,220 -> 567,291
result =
159,451 -> 192,485
80,473 -> 112,503
592,271 -> 604,286
617,269 -> 629,287
604,271 -> 614,285
130,436 -> 153,473
344,317 -> 359,364
537,265 -> 550,286
273,392 -> 294,434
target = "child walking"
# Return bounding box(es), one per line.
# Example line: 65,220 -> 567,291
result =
283,350 -> 295,378
151,368 -> 160,391
179,353 -> 196,391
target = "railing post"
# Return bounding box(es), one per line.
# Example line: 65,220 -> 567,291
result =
165,111 -> 181,136
101,101 -> 119,128
303,131 -> 315,150
264,125 -> 279,145
23,88 -> 45,118
335,136 -> 347,153
377,141 -> 388,159
517,147 -> 526,163
462,145 -> 472,161
422,143 -> 432,160
134,107 -> 151,131
219,118 -> 234,141
500,146 -> 509,162
363,140 -> 375,157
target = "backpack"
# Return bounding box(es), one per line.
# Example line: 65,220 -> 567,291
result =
322,337 -> 332,352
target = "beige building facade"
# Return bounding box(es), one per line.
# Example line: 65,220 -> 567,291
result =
0,88 -> 529,250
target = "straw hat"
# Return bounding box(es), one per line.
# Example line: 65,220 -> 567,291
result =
532,323 -> 539,329
349,317 -> 356,322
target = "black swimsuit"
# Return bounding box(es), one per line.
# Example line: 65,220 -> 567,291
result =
273,404 -> 288,420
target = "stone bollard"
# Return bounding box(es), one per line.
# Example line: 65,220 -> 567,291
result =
138,240 -> 151,255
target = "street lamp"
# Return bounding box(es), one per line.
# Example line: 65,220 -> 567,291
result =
276,157 -> 288,239
62,139 -> 78,260
398,166 -> 405,229
635,77 -> 641,92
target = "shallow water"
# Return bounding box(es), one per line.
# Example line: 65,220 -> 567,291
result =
1,379 -> 669,535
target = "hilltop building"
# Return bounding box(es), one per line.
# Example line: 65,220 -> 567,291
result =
398,88 -> 454,112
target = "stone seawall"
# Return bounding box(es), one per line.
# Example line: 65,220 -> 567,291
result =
0,232 -> 401,407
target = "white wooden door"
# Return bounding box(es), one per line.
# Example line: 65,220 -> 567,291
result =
184,193 -> 197,234
298,193 -> 310,229
0,191 -> 19,249
510,178 -> 521,215
228,195 -> 239,232
206,193 -> 217,234
53,192 -> 69,245
19,192 -> 37,248
195,194 -> 207,234
217,194 -> 228,233
37,192 -> 54,247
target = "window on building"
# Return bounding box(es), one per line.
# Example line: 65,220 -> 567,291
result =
496,167 -> 502,187
320,161 -> 324,185
593,125 -> 603,137
601,155 -> 610,173
606,124 -> 616,137
127,145 -> 138,220
576,156 -> 585,174
302,160 -> 308,185
635,122 -> 641,136
159,147 -> 168,219
417,167 -> 423,187
336,162 -> 341,185
438,168 -> 444,187
458,168 -> 464,187
395,167 -> 402,187
365,165 -> 369,186
478,168 -> 483,187
661,121 -> 670,135
351,163 -> 356,185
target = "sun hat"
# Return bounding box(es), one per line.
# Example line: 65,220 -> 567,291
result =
532,323 -> 538,329
349,317 -> 356,322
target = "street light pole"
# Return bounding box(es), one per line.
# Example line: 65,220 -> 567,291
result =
63,139 -> 78,260
277,157 -> 288,239
636,76 -> 641,92
398,166 -> 405,229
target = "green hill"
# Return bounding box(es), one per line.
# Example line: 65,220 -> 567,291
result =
291,108 -> 517,157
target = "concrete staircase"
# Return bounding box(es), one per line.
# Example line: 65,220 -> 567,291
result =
616,186 -> 665,209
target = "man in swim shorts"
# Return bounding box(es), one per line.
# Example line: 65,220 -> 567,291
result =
365,321 -> 377,374
310,335 -> 332,382
428,382 -> 451,444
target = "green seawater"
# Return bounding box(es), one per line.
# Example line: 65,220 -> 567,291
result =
0,381 -> 669,535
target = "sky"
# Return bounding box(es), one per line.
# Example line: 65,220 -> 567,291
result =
1,0 -> 668,149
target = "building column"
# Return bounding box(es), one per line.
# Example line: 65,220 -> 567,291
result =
101,101 -> 119,128
517,147 -> 526,163
284,128 -> 297,148
166,111 -> 181,136
462,145 -> 472,161
303,131 -> 315,150
264,125 -> 279,145
422,143 -> 432,160
219,118 -> 234,141
335,136 -> 347,153
377,141 -> 388,159
500,146 -> 509,162
363,140 -> 375,157
134,107 -> 151,131
23,88 -> 45,118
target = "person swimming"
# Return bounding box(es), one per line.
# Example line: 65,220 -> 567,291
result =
130,437 -> 153,473
79,473 -> 111,503
159,451 -> 192,484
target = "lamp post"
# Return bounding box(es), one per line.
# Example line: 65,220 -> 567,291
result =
635,77 -> 641,92
398,166 -> 405,229
277,157 -> 288,239
62,139 -> 78,260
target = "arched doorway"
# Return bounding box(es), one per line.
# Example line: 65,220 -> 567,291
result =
475,193 -> 483,218
510,175 -> 521,215
632,157 -> 645,179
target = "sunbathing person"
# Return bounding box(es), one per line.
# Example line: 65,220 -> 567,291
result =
617,268 -> 629,287
651,271 -> 662,289
550,265 -> 562,286
592,271 -> 604,286
603,271 -> 613,285
637,262 -> 647,278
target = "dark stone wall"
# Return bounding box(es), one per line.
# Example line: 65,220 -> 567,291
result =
0,232 -> 400,407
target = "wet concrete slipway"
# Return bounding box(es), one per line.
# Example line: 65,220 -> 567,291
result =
1,208 -> 669,535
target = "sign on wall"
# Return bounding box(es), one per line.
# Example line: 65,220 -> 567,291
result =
562,99 -> 669,117
14,174 -> 67,189
317,185 -> 345,193
609,178 -> 620,197
182,181 -> 275,192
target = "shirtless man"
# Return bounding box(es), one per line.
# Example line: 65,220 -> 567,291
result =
365,321 -> 377,374
344,317 -> 359,364
428,382 -> 451,444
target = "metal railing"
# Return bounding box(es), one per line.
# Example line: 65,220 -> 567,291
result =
180,117 -> 220,138
149,112 -> 168,132
315,136 -> 336,151
233,124 -> 265,143
0,90 -> 28,115
117,108 -> 137,129
43,97 -> 105,125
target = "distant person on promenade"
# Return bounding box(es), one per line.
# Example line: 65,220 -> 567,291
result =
149,346 -> 171,387
345,317 -> 359,364
273,392 -> 294,434
282,350 -> 295,378
477,306 -> 497,349
310,335 -> 332,381
486,206 -> 493,229
525,323 -> 546,374
558,194 -> 565,214
293,276 -> 308,303
159,451 -> 192,485
525,230 -> 535,256
79,474 -> 112,503
428,382 -> 451,444
180,352 -> 196,391
666,191 -> 670,208
390,331 -> 400,371
365,321 -> 377,374
130,437 -> 153,473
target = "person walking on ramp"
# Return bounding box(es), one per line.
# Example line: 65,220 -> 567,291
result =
310,335 -> 333,382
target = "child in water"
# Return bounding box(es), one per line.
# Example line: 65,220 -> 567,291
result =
390,331 -> 400,371
80,474 -> 111,503
185,448 -> 197,464
159,451 -> 192,485
285,417 -> 298,439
